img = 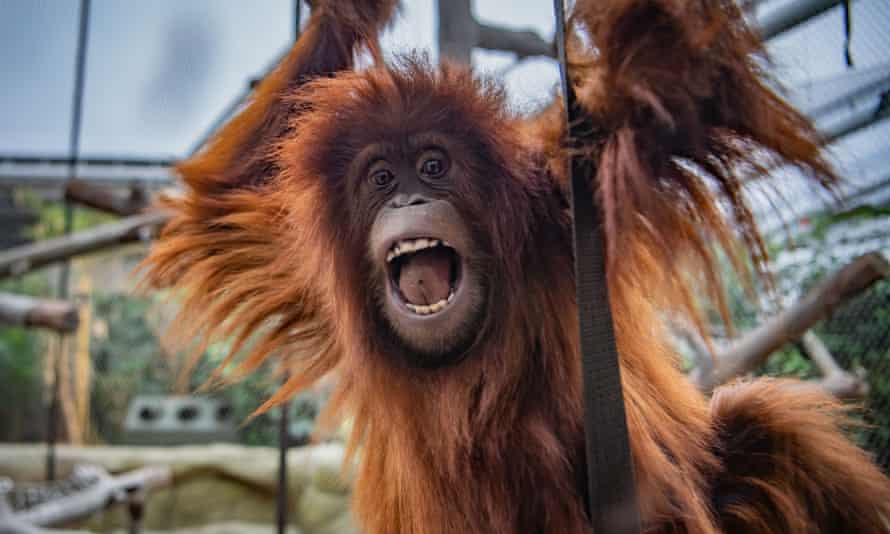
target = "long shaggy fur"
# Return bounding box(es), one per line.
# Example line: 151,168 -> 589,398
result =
142,0 -> 890,532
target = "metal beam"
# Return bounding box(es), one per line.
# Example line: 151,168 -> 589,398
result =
792,62 -> 890,119
822,92 -> 890,142
0,155 -> 174,186
758,0 -> 851,40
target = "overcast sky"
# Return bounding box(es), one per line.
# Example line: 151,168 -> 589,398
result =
0,0 -> 887,191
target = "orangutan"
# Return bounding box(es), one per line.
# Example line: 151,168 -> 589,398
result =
143,0 -> 890,532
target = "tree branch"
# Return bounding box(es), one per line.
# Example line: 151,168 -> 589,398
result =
0,211 -> 170,280
693,252 -> 889,392
437,0 -> 554,64
0,293 -> 79,333
477,23 -> 554,59
801,331 -> 869,400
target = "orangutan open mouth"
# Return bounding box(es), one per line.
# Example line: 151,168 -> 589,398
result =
386,238 -> 462,315
370,199 -> 484,361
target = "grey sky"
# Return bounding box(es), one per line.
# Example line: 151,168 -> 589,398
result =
0,0 -> 887,192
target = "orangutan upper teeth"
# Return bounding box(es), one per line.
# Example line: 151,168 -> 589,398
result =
386,238 -> 444,263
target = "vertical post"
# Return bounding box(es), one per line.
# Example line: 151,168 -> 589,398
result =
276,7 -> 302,531
436,0 -> 477,64
276,394 -> 291,534
294,0 -> 302,41
127,489 -> 146,534
47,0 -> 91,482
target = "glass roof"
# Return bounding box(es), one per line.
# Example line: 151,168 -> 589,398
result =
0,0 -> 887,214
1,0 -> 293,159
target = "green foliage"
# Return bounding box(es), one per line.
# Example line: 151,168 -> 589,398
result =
0,191 -> 295,446
0,325 -> 46,441
15,188 -> 115,241
807,205 -> 890,241
749,204 -> 890,467
89,293 -> 284,446
761,345 -> 817,379
0,269 -> 54,442
90,294 -> 168,442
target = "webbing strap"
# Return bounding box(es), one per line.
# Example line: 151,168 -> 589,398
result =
552,1 -> 642,532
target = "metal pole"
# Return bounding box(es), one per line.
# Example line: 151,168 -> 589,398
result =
276,7 -> 302,531
47,0 -> 91,482
276,394 -> 291,534
294,0 -> 303,40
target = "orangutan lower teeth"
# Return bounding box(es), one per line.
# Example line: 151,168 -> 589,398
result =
406,298 -> 447,315
404,289 -> 455,315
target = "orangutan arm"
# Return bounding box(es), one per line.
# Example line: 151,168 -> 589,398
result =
562,3 -> 890,529
563,0 -> 836,326
141,0 -> 397,388
145,0 -> 397,286
175,0 -> 399,192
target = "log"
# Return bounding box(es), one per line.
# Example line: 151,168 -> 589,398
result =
0,494 -> 41,534
64,179 -> 148,216
0,293 -> 79,333
693,252 -> 890,392
9,464 -> 171,527
0,211 -> 170,280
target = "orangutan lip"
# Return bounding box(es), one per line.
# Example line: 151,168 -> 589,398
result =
386,237 -> 462,316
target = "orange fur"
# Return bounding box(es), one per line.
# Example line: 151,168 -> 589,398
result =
141,0 -> 890,532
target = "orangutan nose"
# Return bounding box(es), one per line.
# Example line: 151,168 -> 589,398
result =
389,193 -> 430,209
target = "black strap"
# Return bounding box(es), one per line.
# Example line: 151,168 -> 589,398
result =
552,1 -> 642,532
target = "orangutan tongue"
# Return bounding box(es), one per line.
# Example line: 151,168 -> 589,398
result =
398,248 -> 452,305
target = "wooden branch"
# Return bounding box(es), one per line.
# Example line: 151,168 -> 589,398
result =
477,23 -> 554,58
0,211 -> 170,280
64,179 -> 148,216
0,293 -> 79,333
802,331 -> 869,400
11,464 -> 171,527
694,252 -> 890,392
437,0 -> 554,64
803,330 -> 843,375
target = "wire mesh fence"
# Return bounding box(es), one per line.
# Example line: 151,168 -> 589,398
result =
747,0 -> 890,473
818,279 -> 890,470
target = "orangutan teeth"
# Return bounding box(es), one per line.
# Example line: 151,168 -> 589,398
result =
386,238 -> 444,263
406,297 -> 449,315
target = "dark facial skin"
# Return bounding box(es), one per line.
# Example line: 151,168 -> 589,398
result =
354,133 -> 487,366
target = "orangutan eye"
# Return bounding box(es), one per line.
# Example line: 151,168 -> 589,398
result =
369,168 -> 395,188
417,151 -> 449,179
